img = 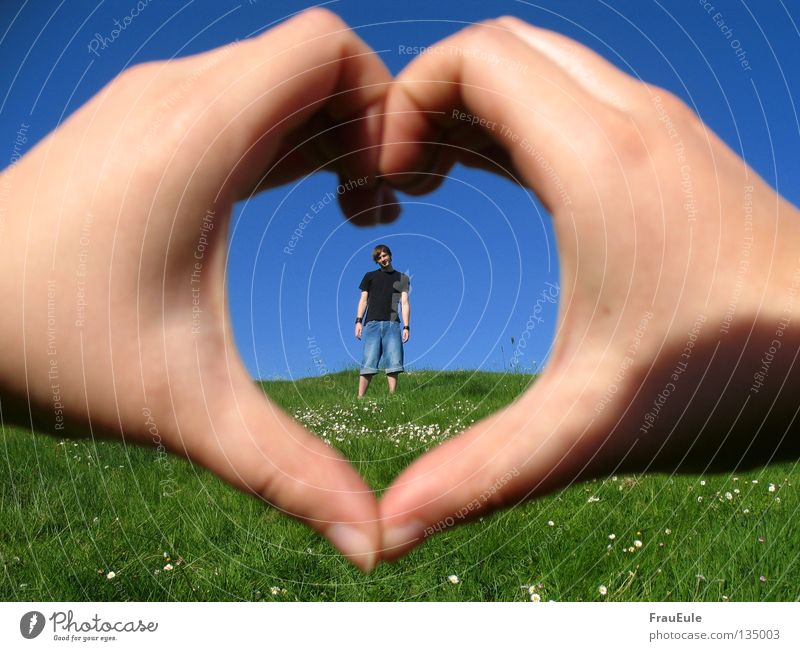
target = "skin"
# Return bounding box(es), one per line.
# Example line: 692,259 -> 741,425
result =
376,17 -> 800,559
2,10 -> 799,571
355,250 -> 410,397
0,8 -> 400,573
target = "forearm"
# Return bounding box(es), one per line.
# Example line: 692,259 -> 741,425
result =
402,301 -> 410,327
356,297 -> 367,319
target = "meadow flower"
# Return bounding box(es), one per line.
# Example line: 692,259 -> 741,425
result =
163,563 -> 174,571
608,533 -> 616,540
700,480 -> 706,486
759,575 -> 767,582
270,586 -> 282,595
530,593 -> 541,602
664,529 -> 671,535
106,571 -> 116,580
724,492 -> 733,500
633,540 -> 643,548
587,496 -> 600,503
547,520 -> 555,527
447,575 -> 459,584
598,585 -> 608,596
768,483 -> 776,492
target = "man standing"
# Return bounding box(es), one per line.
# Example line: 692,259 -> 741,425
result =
355,244 -> 410,397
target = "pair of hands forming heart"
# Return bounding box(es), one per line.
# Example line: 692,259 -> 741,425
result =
2,8 -> 799,573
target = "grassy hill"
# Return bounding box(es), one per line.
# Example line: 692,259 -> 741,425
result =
2,370 -> 798,601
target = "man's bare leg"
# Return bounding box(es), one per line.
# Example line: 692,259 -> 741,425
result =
387,372 -> 399,394
358,374 -> 373,398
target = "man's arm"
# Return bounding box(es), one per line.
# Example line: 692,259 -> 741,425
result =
355,291 -> 368,339
401,290 -> 410,342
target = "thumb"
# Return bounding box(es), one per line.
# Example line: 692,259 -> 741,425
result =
173,361 -> 380,572
378,368 -> 604,560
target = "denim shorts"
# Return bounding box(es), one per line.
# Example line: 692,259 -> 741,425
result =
360,320 -> 404,375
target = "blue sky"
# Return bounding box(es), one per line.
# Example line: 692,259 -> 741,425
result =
2,0 -> 798,379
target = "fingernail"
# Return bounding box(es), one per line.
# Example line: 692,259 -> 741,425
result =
326,524 -> 377,573
382,520 -> 426,553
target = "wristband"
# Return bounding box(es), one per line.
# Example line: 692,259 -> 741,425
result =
403,326 -> 409,331
355,317 -> 363,324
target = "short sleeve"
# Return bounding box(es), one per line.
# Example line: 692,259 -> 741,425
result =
359,273 -> 371,292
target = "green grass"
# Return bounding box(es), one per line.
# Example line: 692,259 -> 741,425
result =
2,370 -> 798,601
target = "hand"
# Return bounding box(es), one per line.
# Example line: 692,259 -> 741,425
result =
0,8 -> 398,572
377,17 -> 800,559
402,328 -> 410,343
355,322 -> 363,339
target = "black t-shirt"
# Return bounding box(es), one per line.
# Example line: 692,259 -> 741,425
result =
359,269 -> 409,323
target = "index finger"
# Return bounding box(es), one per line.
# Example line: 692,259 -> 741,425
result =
379,19 -> 623,212
149,9 -> 394,214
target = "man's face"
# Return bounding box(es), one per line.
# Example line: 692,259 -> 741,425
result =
376,251 -> 392,268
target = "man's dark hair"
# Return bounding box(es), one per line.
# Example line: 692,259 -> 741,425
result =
372,244 -> 392,262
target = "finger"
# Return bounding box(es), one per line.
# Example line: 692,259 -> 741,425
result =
377,141 -> 520,196
176,364 -> 380,572
339,181 -> 402,227
379,19 -> 619,211
494,17 -> 648,111
169,8 -> 392,218
379,371 -> 601,560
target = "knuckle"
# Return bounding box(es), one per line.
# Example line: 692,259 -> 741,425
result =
577,107 -> 652,169
465,18 -> 500,42
495,15 -> 524,28
115,60 -> 161,88
450,19 -> 510,65
643,86 -> 697,132
609,114 -> 652,165
293,6 -> 348,34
